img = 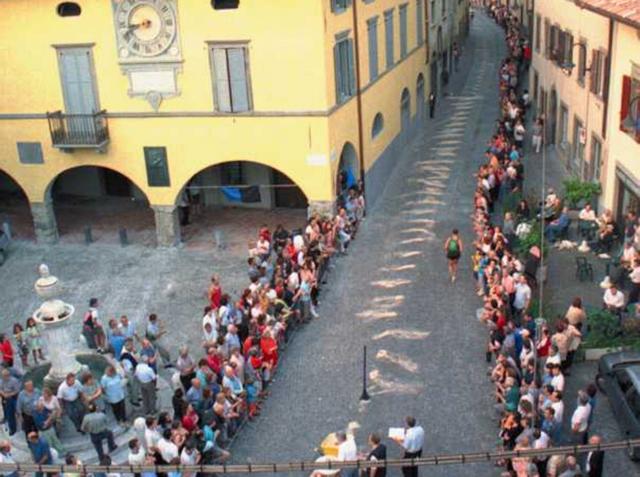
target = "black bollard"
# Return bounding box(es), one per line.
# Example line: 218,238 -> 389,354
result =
360,345 -> 370,402
119,228 -> 128,246
84,226 -> 93,245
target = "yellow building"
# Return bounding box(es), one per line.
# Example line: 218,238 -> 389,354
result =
530,0 -> 640,221
0,0 -> 471,246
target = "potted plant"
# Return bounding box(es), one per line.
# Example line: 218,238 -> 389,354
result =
562,178 -> 601,210
582,309 -> 623,360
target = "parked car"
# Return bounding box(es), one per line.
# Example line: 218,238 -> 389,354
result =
0,230 -> 8,265
596,350 -> 640,460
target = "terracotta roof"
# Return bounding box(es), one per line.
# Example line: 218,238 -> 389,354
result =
574,0 -> 640,28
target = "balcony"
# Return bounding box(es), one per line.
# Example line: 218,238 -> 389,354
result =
46,110 -> 109,151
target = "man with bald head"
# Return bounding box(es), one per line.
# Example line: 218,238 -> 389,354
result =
17,380 -> 41,437
0,369 -> 20,435
585,435 -> 604,477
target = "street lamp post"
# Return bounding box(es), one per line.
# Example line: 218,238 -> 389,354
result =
360,345 -> 371,402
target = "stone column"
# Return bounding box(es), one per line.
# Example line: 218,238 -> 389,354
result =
307,200 -> 335,219
153,205 -> 181,247
30,201 -> 58,245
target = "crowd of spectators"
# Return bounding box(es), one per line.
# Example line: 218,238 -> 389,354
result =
472,4 -> 605,476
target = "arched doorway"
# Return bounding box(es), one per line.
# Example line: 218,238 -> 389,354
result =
548,89 -> 558,145
401,88 -> 411,138
177,161 -> 308,247
337,142 -> 358,203
0,170 -> 34,240
416,74 -> 425,121
47,166 -> 154,244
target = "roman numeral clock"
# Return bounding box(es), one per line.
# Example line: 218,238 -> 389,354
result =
111,0 -> 183,110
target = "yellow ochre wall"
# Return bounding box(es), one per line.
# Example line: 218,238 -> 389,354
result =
0,0 -> 333,206
603,21 -> 640,211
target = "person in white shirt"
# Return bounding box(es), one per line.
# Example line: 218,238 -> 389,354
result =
157,429 -> 178,464
336,431 -> 357,477
533,428 -> 550,449
579,204 -> 597,222
550,391 -> 564,425
570,392 -> 592,445
127,438 -> 146,467
603,285 -> 625,315
550,365 -> 565,393
56,373 -> 85,433
180,441 -> 201,477
392,416 -> 424,477
144,417 -> 161,451
630,258 -> 640,305
135,355 -> 157,415
0,440 -> 17,477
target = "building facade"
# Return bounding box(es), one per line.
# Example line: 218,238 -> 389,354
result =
529,0 -> 640,221
0,0 -> 470,246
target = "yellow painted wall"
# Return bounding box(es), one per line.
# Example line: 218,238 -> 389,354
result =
531,0 -> 610,186
0,0 -> 437,212
602,21 -> 640,211
324,0 -> 429,192
0,0 -> 334,207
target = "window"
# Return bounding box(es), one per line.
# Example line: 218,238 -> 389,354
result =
616,369 -> 634,394
441,0 -> 445,17
549,25 -> 560,61
559,104 -> 569,145
557,30 -> 573,67
209,45 -> 252,113
211,0 -> 239,9
367,18 -> 379,82
577,40 -> 587,86
331,0 -> 351,13
544,18 -> 550,58
572,116 -> 586,176
17,142 -> 44,164
384,9 -> 394,69
590,49 -> 606,97
589,135 -> 602,182
416,0 -> 424,45
334,35 -> 356,104
221,162 -> 244,185
534,15 -> 541,52
372,113 -> 384,138
399,4 -> 408,59
57,2 -> 81,17
620,75 -> 640,142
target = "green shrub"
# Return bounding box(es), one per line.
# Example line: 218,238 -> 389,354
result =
563,178 -> 601,209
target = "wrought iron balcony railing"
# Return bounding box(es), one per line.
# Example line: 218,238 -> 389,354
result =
46,110 -> 109,150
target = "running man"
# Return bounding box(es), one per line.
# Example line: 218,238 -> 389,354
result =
444,229 -> 463,282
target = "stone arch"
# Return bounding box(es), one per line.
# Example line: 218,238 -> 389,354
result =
401,87 -> 411,133
336,142 -> 359,200
548,87 -> 558,145
416,73 -> 426,120
44,165 -> 153,244
0,169 -> 34,239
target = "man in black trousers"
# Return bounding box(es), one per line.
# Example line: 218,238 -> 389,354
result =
585,434 -> 604,477
428,92 -> 436,119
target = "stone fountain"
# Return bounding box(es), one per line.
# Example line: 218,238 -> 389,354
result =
32,263 -> 83,387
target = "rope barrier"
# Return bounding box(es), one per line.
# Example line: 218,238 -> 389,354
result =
1,439 -> 637,474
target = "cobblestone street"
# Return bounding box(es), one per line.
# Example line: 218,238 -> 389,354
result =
230,13 -> 503,476
2,10 -> 640,477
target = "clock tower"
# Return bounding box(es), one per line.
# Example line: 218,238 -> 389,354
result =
111,0 -> 183,110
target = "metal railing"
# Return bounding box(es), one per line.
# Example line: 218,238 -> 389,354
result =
46,110 -> 109,148
1,438 -> 638,474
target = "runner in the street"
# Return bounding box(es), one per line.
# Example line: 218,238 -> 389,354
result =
444,229 -> 463,282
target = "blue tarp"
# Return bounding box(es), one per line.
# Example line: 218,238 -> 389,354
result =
222,186 -> 243,202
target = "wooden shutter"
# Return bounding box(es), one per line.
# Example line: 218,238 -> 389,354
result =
557,31 -> 565,64
416,0 -> 424,45
58,48 -> 98,114
228,47 -> 249,112
589,50 -> 597,94
544,19 -> 550,58
566,33 -> 573,64
385,11 -> 394,68
620,75 -> 632,131
334,43 -> 343,103
368,20 -> 379,81
212,48 -> 231,112
400,5 -> 408,58
347,39 -> 356,96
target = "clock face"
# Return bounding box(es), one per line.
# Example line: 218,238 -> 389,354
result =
115,0 -> 177,58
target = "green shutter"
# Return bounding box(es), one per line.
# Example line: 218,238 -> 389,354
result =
334,43 -> 343,103
347,39 -> 356,96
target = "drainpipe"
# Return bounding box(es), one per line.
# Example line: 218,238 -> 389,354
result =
351,0 -> 367,195
602,18 -> 613,139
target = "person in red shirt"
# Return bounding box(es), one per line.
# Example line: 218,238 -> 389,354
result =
181,404 -> 199,432
0,334 -> 14,367
207,276 -> 222,310
260,329 -> 278,369
205,348 -> 222,376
